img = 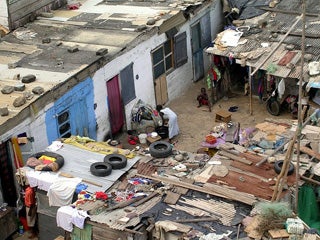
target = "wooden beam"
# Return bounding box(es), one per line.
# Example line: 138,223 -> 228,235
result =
219,148 -> 253,165
175,217 -> 219,223
136,174 -> 257,206
296,145 -> 320,160
300,175 -> 320,186
259,7 -> 319,17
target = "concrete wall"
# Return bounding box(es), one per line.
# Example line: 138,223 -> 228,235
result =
93,34 -> 166,141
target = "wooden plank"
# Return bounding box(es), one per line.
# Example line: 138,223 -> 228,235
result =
268,229 -> 289,238
136,174 -> 257,205
91,223 -> 130,240
163,191 -> 180,204
297,145 -> 320,160
219,149 -> 253,165
175,217 -> 219,223
9,0 -> 54,16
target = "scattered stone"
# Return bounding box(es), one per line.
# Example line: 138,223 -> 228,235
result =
285,44 -> 295,51
22,74 -> 36,83
175,154 -> 184,161
40,12 -> 54,18
24,91 -> 34,100
32,86 -> 44,95
1,85 -> 14,94
0,106 -> 9,116
13,96 -> 27,107
136,25 -> 147,32
68,46 -> 79,53
8,63 -> 18,69
56,41 -> 63,46
232,20 -> 245,26
13,74 -> 20,80
14,84 -> 26,91
42,38 -> 51,44
271,33 -> 278,38
304,53 -> 313,62
147,19 -> 156,25
96,48 -> 108,56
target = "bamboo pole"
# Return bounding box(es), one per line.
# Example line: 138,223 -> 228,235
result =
272,106 -> 307,202
249,66 -> 253,115
295,0 -> 306,213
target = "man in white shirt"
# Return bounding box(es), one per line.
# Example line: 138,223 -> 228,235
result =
156,105 -> 179,141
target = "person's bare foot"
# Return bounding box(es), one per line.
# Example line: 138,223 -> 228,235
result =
28,233 -> 37,239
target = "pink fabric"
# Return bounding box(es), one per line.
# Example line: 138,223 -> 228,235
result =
107,76 -> 124,134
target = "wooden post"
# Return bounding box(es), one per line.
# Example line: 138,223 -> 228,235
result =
249,66 -> 253,115
295,0 -> 306,212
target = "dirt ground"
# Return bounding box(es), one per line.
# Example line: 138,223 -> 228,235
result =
165,79 -> 293,153
119,79 -> 295,153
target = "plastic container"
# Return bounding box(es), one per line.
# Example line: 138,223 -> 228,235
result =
18,224 -> 24,235
156,126 -> 169,139
138,133 -> 147,144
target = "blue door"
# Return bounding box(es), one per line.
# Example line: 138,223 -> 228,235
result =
46,77 -> 96,144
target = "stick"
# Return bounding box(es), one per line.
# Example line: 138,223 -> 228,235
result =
272,106 -> 307,201
59,172 -> 103,187
175,217 -> 219,223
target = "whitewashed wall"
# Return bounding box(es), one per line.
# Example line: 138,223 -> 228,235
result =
0,1 -> 9,29
93,33 -> 166,141
93,1 -> 222,141
29,104 -> 53,152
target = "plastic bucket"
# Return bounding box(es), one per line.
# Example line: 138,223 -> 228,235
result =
156,126 -> 169,139
138,133 -> 147,144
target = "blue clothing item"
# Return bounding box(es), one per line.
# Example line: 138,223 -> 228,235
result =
75,183 -> 88,194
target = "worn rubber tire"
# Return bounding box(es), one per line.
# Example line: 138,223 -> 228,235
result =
90,162 -> 112,177
274,160 -> 294,176
266,99 -> 281,116
149,141 -> 172,158
28,151 -> 64,171
104,154 -> 127,169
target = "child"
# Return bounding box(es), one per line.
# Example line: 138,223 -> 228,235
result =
197,88 -> 211,111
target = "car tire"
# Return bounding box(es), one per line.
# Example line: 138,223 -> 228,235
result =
90,162 -> 112,177
27,151 -> 64,171
104,154 -> 127,169
149,141 -> 172,158
274,160 -> 294,176
267,99 -> 281,116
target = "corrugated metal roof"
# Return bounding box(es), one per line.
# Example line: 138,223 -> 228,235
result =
25,143 -> 141,193
206,4 -> 320,80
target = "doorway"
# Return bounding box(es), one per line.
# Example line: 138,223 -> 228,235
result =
107,75 -> 125,135
155,75 -> 168,106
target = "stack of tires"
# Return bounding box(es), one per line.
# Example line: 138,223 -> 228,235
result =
90,154 -> 127,177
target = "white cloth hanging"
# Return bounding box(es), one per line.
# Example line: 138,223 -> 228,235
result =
278,78 -> 286,99
47,177 -> 81,206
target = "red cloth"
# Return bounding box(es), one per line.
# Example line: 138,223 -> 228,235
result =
200,99 -> 209,105
24,187 -> 36,207
95,192 -> 108,200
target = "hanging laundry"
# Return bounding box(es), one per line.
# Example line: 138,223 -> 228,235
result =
278,78 -> 286,99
